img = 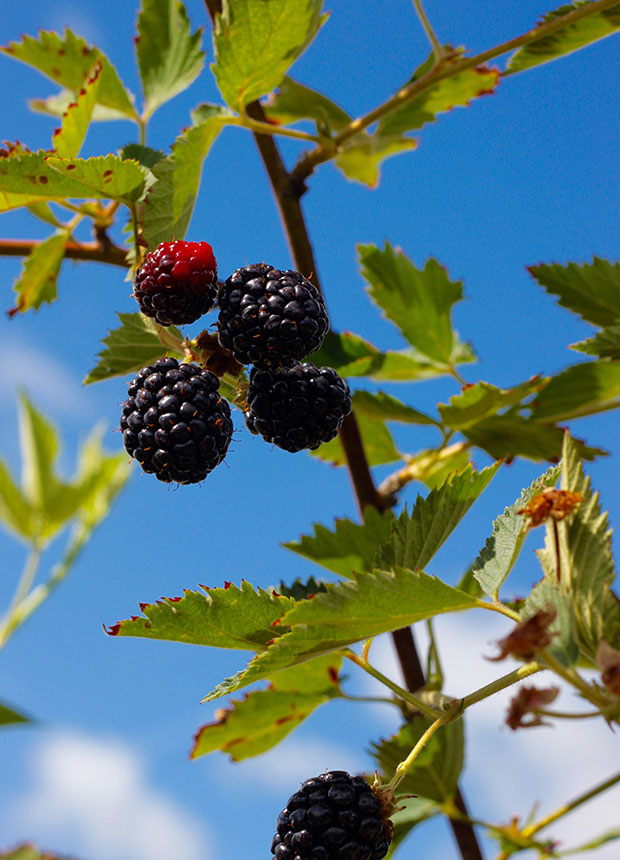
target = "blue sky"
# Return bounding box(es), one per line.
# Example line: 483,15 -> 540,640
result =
1,2 -> 620,859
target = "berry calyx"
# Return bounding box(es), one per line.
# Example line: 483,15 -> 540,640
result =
217,263 -> 329,366
133,240 -> 218,326
244,362 -> 352,453
120,357 -> 233,484
271,771 -> 393,860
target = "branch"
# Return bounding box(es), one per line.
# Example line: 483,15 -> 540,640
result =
0,237 -> 129,267
292,0 -> 620,183
203,3 -> 484,858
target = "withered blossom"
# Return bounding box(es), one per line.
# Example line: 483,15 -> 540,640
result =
518,488 -> 583,528
488,608 -> 557,662
505,685 -> 560,730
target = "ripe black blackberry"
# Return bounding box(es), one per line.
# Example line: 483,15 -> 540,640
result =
217,263 -> 328,366
271,771 -> 392,860
133,240 -> 218,326
244,362 -> 352,453
120,357 -> 233,484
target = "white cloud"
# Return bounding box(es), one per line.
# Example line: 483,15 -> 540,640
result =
9,731 -> 210,860
215,735 -> 368,793
0,335 -> 87,419
365,613 -> 620,858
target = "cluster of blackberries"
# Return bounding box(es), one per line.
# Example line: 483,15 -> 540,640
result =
271,771 -> 392,860
122,241 -> 352,483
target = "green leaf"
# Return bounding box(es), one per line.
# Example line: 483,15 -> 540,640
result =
212,0 -> 326,110
52,62 -> 101,157
0,848 -> 73,860
9,231 -> 68,315
44,154 -> 148,203
572,324 -> 620,359
30,89 -> 128,122
377,463 -> 500,571
264,76 -> 351,131
359,244 -> 473,366
353,390 -> 438,426
539,434 -> 620,656
378,59 -> 499,137
472,465 -> 560,598
439,378 -> 543,430
335,133 -> 416,187
529,258 -> 620,327
284,507 -> 395,579
311,331 -> 463,381
561,828 -> 620,855
507,2 -> 620,75
1,29 -> 136,118
141,109 -> 231,247
18,392 -> 61,517
84,313 -> 183,385
0,459 -> 35,541
310,409 -> 401,467
106,580 -> 295,649
26,202 -> 64,228
463,414 -> 605,461
531,360 -> 620,422
385,798 -> 438,858
192,655 -> 340,760
0,701 -> 30,727
523,580 -> 579,667
399,443 -> 472,490
0,152 -> 99,204
120,144 -> 165,169
371,712 -> 464,802
136,0 -> 204,117
206,569 -> 481,699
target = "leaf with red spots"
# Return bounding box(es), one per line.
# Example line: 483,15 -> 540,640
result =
106,580 -> 295,650
1,29 -> 136,119
44,154 -> 148,203
53,62 -> 101,157
192,655 -> 341,761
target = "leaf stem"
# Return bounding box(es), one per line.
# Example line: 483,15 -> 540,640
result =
292,0 -> 620,183
387,706 -> 456,792
523,771 -> 620,838
412,0 -> 446,61
0,546 -> 41,648
539,649 -> 612,712
233,114 -> 320,143
457,661 -> 543,711
343,649 -> 441,720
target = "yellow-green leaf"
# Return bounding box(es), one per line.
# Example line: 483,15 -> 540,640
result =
1,29 -> 136,118
44,154 -> 148,203
52,62 -> 101,157
9,232 -> 68,315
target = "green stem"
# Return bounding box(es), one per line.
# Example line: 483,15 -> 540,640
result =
535,707 -> 607,720
234,114 -> 320,143
458,662 -> 543,711
523,771 -> 620,838
476,599 -> 522,622
292,0 -> 620,182
540,649 -> 612,711
388,707 -> 455,792
343,650 -> 441,720
0,546 -> 41,648
412,0 -> 446,61
339,692 -> 401,707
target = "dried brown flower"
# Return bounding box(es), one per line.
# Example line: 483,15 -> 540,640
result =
596,640 -> 620,698
505,685 -> 559,730
518,488 -> 583,528
488,608 -> 557,662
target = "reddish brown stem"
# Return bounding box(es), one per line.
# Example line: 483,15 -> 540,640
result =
0,238 -> 128,267
204,3 -> 483,857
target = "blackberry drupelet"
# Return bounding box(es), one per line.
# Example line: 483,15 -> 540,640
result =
244,362 -> 352,453
217,263 -> 328,366
120,357 -> 233,484
133,240 -> 218,326
271,771 -> 392,860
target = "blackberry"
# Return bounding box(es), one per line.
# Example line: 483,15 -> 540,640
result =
133,240 -> 218,326
120,357 -> 233,484
271,771 -> 392,860
244,362 -> 352,453
217,263 -> 328,366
